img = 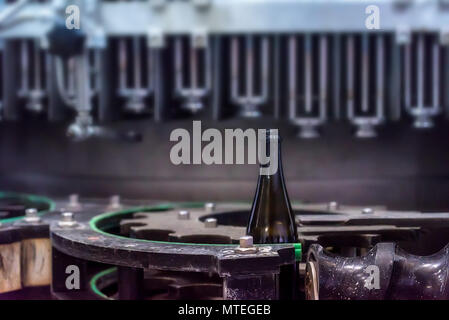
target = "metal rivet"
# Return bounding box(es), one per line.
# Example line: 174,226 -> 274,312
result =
362,208 -> 374,215
178,210 -> 190,220
204,202 -> 215,213
235,236 -> 258,254
24,208 -> 41,223
69,194 -> 78,204
108,195 -> 122,209
68,194 -> 81,210
204,218 -> 217,228
239,236 -> 254,248
63,211 -> 74,220
327,201 -> 339,211
58,212 -> 77,228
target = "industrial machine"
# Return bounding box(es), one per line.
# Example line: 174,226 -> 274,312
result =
0,0 -> 449,300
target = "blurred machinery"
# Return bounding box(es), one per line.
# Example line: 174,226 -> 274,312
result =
0,0 -> 447,139
2,193 -> 449,300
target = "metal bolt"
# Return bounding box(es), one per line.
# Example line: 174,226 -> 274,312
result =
235,236 -> 258,254
58,212 -> 77,228
204,202 -> 215,213
362,208 -> 374,215
24,208 -> 41,223
204,218 -> 217,228
108,195 -> 122,210
62,212 -> 73,221
178,210 -> 190,220
327,201 -> 339,211
239,236 -> 254,248
70,194 -> 78,202
68,194 -> 82,211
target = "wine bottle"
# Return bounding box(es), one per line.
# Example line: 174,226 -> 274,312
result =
247,129 -> 298,244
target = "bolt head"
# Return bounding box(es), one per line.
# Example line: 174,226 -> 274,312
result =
239,236 -> 254,248
58,212 -> 77,228
327,201 -> 339,211
62,212 -> 74,221
178,210 -> 190,220
235,236 -> 258,254
24,208 -> 41,223
362,208 -> 374,215
204,218 -> 217,228
68,194 -> 82,210
108,195 -> 122,209
204,202 -> 215,212
25,208 -> 38,217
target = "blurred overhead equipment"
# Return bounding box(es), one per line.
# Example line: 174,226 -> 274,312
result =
0,0 -> 447,139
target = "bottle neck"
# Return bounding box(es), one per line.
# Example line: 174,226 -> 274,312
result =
260,134 -> 283,177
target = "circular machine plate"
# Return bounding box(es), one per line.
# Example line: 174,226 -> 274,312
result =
116,202 -> 422,252
118,202 -> 340,244
50,203 -> 297,275
51,201 -> 436,285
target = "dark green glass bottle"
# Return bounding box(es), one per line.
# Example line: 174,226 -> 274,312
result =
247,130 -> 298,244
